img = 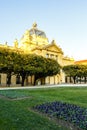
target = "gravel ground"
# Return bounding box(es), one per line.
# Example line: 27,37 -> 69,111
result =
0,83 -> 87,90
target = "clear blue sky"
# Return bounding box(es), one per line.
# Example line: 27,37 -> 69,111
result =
0,0 -> 87,61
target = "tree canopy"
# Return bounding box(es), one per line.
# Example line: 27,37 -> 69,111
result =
63,64 -> 87,83
0,47 -> 61,86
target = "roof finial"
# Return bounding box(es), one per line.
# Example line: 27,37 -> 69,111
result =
32,22 -> 37,28
51,39 -> 56,44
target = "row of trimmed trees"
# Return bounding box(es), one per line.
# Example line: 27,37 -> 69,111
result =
63,65 -> 87,84
0,47 -> 61,86
1,47 -> 86,86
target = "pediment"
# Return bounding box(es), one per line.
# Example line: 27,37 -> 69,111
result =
43,43 -> 63,54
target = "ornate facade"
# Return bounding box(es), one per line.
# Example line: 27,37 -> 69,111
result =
0,23 -> 74,86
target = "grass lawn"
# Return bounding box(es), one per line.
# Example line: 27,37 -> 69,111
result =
0,86 -> 87,130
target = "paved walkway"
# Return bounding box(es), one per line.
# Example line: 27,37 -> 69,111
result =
0,84 -> 87,90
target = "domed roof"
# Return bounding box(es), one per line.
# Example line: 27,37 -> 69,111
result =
29,23 -> 47,38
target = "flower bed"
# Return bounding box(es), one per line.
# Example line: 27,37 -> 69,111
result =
34,101 -> 87,130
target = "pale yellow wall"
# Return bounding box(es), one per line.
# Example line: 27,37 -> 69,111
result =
11,75 -> 16,85
28,76 -> 32,85
54,76 -> 57,84
61,71 -> 65,83
45,77 -> 50,84
49,76 -> 54,84
1,74 -> 7,85
63,58 -> 74,66
31,75 -> 34,85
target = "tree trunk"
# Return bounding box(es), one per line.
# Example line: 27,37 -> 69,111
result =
73,76 -> 76,84
41,78 -> 45,85
65,76 -> 67,83
85,76 -> 86,84
80,76 -> 81,84
21,75 -> 26,86
26,76 -> 28,85
7,72 -> 11,87
34,75 -> 37,86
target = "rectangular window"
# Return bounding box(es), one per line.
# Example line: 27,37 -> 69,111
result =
56,55 -> 58,60
46,53 -> 49,58
50,54 -> 54,58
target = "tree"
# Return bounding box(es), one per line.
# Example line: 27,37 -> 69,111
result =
76,65 -> 87,83
0,47 -> 22,86
0,47 -> 61,86
46,58 -> 60,75
11,54 -> 46,86
63,65 -> 79,83
17,54 -> 61,86
10,53 -> 32,86
29,55 -> 47,85
33,57 -> 61,85
63,65 -> 87,84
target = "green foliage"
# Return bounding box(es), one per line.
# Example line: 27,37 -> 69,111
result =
63,64 -> 87,77
28,56 -> 61,85
0,47 -> 61,86
63,64 -> 87,83
0,48 -> 19,86
63,65 -> 78,77
46,58 -> 60,76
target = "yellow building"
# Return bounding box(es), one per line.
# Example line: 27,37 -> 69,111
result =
75,60 -> 87,65
0,23 -> 74,86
